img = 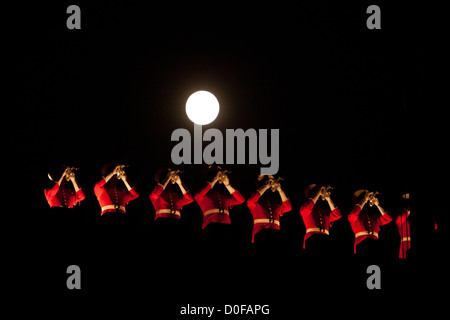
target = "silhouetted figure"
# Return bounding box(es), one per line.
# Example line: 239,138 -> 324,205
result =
247,175 -> 291,248
94,162 -> 139,217
149,167 -> 194,253
300,184 -> 341,256
45,165 -> 85,209
93,163 -> 139,258
195,165 -> 245,257
44,164 -> 86,268
395,193 -> 411,259
348,189 -> 391,262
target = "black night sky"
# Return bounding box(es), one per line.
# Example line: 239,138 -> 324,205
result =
10,1 -> 446,317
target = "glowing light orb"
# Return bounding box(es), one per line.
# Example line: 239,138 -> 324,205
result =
185,90 -> 220,125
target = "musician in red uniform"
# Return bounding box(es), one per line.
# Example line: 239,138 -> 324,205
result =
150,168 -> 194,220
300,184 -> 341,253
395,193 -> 411,259
348,189 -> 391,257
44,166 -> 85,209
94,163 -> 139,216
149,168 -> 194,250
195,166 -> 245,229
44,164 -> 86,262
195,166 -> 245,253
247,175 -> 292,245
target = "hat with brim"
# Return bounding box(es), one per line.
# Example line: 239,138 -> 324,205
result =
352,189 -> 369,204
47,164 -> 65,182
155,167 -> 173,185
305,184 -> 322,199
255,175 -> 275,187
47,162 -> 78,181
203,164 -> 231,181
101,162 -> 119,177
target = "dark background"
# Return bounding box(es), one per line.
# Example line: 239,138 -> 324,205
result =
10,1 -> 446,317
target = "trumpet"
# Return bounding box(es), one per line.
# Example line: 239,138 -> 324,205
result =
217,170 -> 231,184
320,186 -> 333,200
65,167 -> 79,181
169,170 -> 183,184
116,165 -> 128,180
368,191 -> 380,207
268,177 -> 283,191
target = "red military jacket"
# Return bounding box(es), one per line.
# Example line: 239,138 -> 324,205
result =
44,182 -> 85,208
300,199 -> 342,249
149,184 -> 194,220
194,183 -> 245,229
247,190 -> 292,242
94,178 -> 139,216
395,210 -> 411,259
348,204 -> 392,253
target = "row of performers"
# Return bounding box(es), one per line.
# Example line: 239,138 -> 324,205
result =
44,164 -> 412,259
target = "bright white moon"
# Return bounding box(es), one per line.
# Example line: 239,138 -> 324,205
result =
185,90 -> 220,125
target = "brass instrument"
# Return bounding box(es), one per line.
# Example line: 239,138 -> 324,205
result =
116,165 -> 128,180
65,167 -> 79,181
217,170 -> 231,184
368,191 -> 380,207
170,170 -> 183,184
269,177 -> 283,192
320,186 -> 333,200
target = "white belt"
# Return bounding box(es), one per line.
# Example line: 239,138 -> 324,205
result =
401,237 -> 411,242
102,204 -> 126,212
306,227 -> 329,235
156,209 -> 181,217
204,208 -> 229,216
355,231 -> 379,238
254,219 -> 280,226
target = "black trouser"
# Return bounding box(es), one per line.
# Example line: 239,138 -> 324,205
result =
304,234 -> 338,279
305,233 -> 332,257
152,217 -> 184,257
44,207 -> 83,257
254,228 -> 281,250
39,207 -> 85,291
201,222 -> 235,258
356,238 -> 382,265
96,211 -> 134,262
